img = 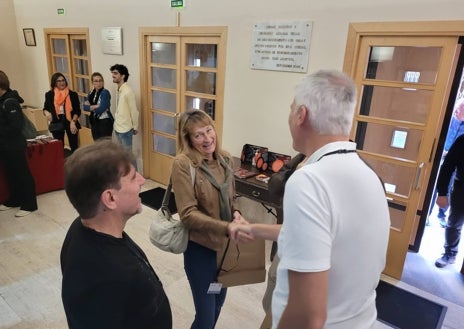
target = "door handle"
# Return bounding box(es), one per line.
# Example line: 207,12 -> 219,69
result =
414,162 -> 424,190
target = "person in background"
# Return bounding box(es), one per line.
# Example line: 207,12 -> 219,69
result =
230,70 -> 390,329
110,64 -> 139,160
170,110 -> 249,329
259,153 -> 306,329
43,72 -> 81,153
83,72 -> 114,140
60,139 -> 172,329
0,70 -> 37,217
434,133 -> 464,269
429,98 -> 464,227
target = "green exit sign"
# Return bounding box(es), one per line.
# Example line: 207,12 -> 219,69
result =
171,0 -> 184,8
57,8 -> 65,15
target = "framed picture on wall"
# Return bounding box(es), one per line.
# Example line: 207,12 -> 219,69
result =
23,28 -> 36,47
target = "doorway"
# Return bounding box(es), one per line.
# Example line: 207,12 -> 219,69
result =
44,28 -> 93,147
139,27 -> 227,186
401,63 -> 464,306
343,21 -> 464,279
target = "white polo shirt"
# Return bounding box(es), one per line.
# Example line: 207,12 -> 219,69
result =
272,141 -> 390,329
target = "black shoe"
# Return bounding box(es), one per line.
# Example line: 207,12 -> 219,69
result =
435,254 -> 456,268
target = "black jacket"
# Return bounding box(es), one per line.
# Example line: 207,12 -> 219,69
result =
43,89 -> 81,123
0,89 -> 26,151
437,134 -> 464,195
268,153 -> 306,204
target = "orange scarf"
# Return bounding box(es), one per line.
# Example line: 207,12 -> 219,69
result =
53,87 -> 72,121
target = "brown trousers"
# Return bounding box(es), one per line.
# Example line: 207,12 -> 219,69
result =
260,254 -> 279,329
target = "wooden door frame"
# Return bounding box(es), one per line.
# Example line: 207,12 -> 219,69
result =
343,21 -> 464,75
343,20 -> 464,278
44,28 -> 91,89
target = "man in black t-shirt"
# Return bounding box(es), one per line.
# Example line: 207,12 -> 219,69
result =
60,139 -> 172,329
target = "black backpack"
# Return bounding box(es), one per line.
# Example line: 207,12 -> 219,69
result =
2,98 -> 37,139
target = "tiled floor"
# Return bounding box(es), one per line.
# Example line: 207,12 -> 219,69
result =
0,180 -> 463,328
402,208 -> 464,308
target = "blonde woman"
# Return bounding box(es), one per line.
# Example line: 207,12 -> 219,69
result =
171,110 -> 249,329
83,72 -> 113,140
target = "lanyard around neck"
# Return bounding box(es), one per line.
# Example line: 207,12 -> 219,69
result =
317,149 -> 356,162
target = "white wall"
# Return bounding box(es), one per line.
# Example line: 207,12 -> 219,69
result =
0,0 -> 25,96
4,0 -> 464,160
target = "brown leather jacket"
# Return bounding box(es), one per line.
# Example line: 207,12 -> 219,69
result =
171,153 -> 239,251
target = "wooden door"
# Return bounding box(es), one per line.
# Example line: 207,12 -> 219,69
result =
145,36 -> 181,184
45,29 -> 93,147
141,27 -> 227,185
346,33 -> 460,279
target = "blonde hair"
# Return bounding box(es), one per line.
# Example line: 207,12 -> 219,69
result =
177,110 -> 230,166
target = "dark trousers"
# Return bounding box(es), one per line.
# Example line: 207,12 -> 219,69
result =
51,116 -> 78,152
91,118 -> 113,140
444,180 -> 464,255
184,241 -> 227,329
1,148 -> 37,211
429,171 -> 455,217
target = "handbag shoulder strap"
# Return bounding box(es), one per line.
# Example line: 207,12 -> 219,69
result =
189,162 -> 195,185
162,161 -> 195,207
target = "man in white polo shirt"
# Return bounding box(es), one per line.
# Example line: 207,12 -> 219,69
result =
272,70 -> 390,329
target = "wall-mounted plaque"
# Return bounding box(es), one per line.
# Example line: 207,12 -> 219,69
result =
250,21 -> 312,73
101,27 -> 123,55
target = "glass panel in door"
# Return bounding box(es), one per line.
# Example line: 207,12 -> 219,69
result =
147,37 -> 180,184
186,71 -> 216,95
185,96 -> 215,118
151,67 -> 176,89
53,57 -> 69,74
367,46 -> 441,84
52,39 -> 67,55
69,36 -> 91,129
359,86 -> 433,124
72,39 -> 88,57
183,43 -> 218,119
150,41 -> 178,159
50,36 -> 71,80
152,90 -> 176,113
186,44 -> 217,68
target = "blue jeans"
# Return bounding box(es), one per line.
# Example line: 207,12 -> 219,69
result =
184,241 -> 227,329
444,180 -> 464,256
115,129 -> 133,152
115,129 -> 137,170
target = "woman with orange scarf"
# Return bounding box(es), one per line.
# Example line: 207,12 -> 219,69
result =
43,73 -> 81,152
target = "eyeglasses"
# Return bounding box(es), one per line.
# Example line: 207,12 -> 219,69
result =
93,79 -> 103,83
56,79 -> 66,83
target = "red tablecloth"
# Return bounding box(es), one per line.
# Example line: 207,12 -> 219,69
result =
0,140 -> 64,203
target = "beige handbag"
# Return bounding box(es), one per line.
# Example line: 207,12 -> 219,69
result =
149,180 -> 189,254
